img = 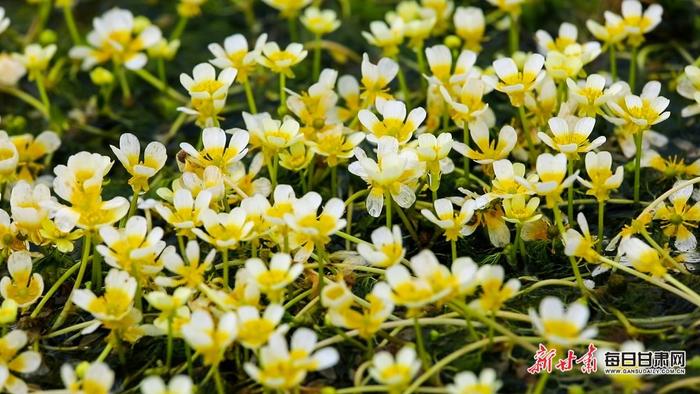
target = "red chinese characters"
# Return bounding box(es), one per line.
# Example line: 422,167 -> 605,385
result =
528,343 -> 598,374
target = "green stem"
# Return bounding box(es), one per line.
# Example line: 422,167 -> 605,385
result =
532,371 -> 550,394
456,302 -> 537,352
396,62 -> 410,106
243,78 -> 257,114
385,191 -> 392,227
278,73 -> 287,116
166,316 -> 174,370
213,366 -> 225,394
567,157 -> 575,224
609,45 -> 617,81
25,0 -> 51,44
63,5 -> 81,45
30,260 -> 81,318
629,45 -> 638,91
597,200 -> 605,253
463,124 -> 470,180
52,232 -> 92,330
639,229 -> 684,272
157,59 -> 166,90
115,65 -> 132,103
96,343 -> 113,362
163,112 -> 188,142
171,17 -> 188,40
415,45 -> 427,91
413,316 -> 432,376
518,106 -> 535,166
516,224 -> 526,263
664,275 -> 700,306
121,189 -> 140,227
317,245 -> 326,295
91,238 -> 103,290
177,234 -> 187,260
404,336 -> 513,393
222,248 -> 230,290
451,239 -> 457,261
35,74 -> 51,116
185,343 -> 194,378
508,13 -> 519,54
133,69 -> 188,103
552,206 -> 587,296
633,130 -> 643,204
313,35 -> 322,81
288,16 -> 299,43
336,230 -> 369,246
598,255 -> 700,307
0,86 -> 49,118
394,204 -> 419,244
331,165 -> 338,197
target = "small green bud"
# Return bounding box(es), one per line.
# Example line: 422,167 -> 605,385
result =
429,329 -> 439,340
0,299 -> 17,325
313,118 -> 326,130
76,361 -> 91,378
444,35 -> 462,49
90,67 -> 114,86
8,115 -> 27,132
39,29 -> 58,45
567,385 -> 584,394
133,16 -> 152,33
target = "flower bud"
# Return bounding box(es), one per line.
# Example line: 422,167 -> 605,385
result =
90,67 -> 114,86
444,35 -> 462,49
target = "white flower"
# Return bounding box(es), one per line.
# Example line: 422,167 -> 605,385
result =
235,304 -> 287,349
0,251 -> 44,308
621,0 -> 663,39
606,81 -> 670,130
13,44 -> 56,77
677,65 -> 700,118
454,121 -> 517,164
111,133 -> 167,193
359,99 -> 426,145
486,53 -> 545,106
10,181 -> 52,242
421,198 -> 476,241
245,253 -> 303,299
0,7 -> 10,35
301,7 -> 340,36
208,33 -> 267,81
61,361 -> 115,394
529,296 -> 597,346
360,53 -> 399,103
566,74 -> 619,117
0,54 -> 26,86
179,127 -> 249,175
244,328 -> 339,390
69,8 -> 162,70
348,136 -> 425,217
141,375 -> 193,394
257,42 -> 308,77
362,19 -> 405,57
619,238 -> 667,277
179,63 -> 237,127
447,368 -> 502,394
357,225 -> 405,268
181,309 -> 237,366
538,116 -> 605,155
369,346 -> 421,389
454,7 -> 485,51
